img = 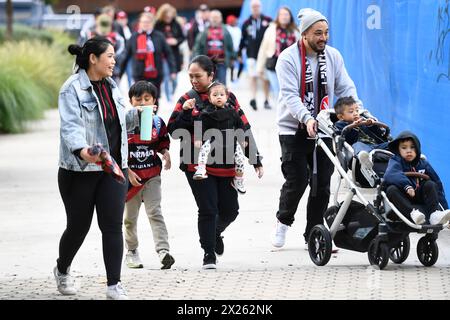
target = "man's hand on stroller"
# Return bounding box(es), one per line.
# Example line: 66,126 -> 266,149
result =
306,119 -> 318,138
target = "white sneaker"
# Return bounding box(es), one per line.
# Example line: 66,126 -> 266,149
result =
125,249 -> 143,269
410,209 -> 426,225
193,166 -> 208,180
106,282 -> 128,300
429,209 -> 450,225
358,151 -> 373,169
53,266 -> 77,295
158,250 -> 175,270
271,220 -> 289,248
231,177 -> 246,194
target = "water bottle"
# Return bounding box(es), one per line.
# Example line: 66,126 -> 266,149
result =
140,106 -> 153,141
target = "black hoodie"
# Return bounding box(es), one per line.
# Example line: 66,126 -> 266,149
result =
384,131 -> 448,209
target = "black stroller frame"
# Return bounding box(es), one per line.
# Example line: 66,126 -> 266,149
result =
307,110 -> 448,270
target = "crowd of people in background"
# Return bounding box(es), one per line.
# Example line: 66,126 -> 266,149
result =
77,0 -> 288,110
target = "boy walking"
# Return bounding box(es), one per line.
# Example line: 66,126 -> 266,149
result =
124,81 -> 175,269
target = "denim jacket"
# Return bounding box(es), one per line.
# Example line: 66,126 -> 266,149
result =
58,69 -> 139,171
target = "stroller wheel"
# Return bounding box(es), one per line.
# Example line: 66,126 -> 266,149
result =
308,225 -> 332,266
368,239 -> 389,270
417,236 -> 439,267
389,236 -> 410,264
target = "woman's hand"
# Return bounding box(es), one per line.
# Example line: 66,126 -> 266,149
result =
183,98 -> 196,111
80,147 -> 101,163
128,169 -> 142,187
255,166 -> 264,179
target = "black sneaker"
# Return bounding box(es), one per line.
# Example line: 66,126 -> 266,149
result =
264,100 -> 272,109
215,235 -> 224,256
250,99 -> 257,110
202,253 -> 217,269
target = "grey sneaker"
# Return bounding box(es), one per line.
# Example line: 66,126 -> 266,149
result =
106,281 -> 128,300
159,250 -> 175,270
125,249 -> 143,269
53,266 -> 77,295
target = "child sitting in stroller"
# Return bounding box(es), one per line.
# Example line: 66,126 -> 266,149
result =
334,97 -> 390,186
384,131 -> 450,225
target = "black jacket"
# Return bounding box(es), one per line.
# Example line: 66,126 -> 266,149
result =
238,15 -> 272,59
154,20 -> 186,72
384,131 -> 448,209
120,30 -> 176,80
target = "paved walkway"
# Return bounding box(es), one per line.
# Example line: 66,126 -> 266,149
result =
0,72 -> 449,301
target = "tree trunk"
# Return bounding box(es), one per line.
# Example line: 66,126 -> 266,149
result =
6,0 -> 13,40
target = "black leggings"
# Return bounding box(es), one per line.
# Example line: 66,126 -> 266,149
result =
185,171 -> 239,255
57,168 -> 127,286
386,180 -> 440,220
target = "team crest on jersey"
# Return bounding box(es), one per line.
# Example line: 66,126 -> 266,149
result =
320,96 -> 329,110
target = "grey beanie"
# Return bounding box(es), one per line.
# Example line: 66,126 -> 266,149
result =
298,8 -> 328,34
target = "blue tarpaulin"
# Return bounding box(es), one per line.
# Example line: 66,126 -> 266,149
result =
240,0 -> 450,197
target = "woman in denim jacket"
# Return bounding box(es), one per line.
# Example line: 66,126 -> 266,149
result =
53,36 -> 139,300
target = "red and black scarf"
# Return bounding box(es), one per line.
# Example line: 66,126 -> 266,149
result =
299,40 -> 329,118
136,32 -> 158,79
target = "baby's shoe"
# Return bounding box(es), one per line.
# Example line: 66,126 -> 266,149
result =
410,209 -> 426,225
429,209 -> 450,225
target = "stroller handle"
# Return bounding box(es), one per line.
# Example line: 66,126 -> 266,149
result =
340,120 -> 390,141
405,172 -> 430,180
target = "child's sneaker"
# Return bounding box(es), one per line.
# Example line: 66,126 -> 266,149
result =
53,266 -> 77,295
231,177 -> 246,194
106,282 -> 128,300
429,209 -> 450,225
410,209 -> 426,225
193,166 -> 208,180
159,250 -> 175,270
125,249 -> 143,269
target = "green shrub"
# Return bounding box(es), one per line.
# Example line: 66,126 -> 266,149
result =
0,24 -> 54,44
0,39 -> 73,133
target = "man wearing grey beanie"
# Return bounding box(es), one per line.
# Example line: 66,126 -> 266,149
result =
271,8 -> 362,249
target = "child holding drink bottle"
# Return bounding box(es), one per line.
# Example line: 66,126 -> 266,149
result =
124,80 -> 175,270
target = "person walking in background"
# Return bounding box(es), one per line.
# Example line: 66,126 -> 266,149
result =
155,3 -> 186,103
238,0 -> 272,110
225,15 -> 242,84
193,10 -> 235,85
124,81 -> 175,270
256,7 -> 299,109
115,10 -> 134,88
54,37 -> 140,300
120,12 -> 176,106
167,55 -> 263,269
271,9 -> 362,249
187,4 -> 210,52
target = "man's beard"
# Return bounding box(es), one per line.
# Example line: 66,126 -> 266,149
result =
307,39 -> 327,53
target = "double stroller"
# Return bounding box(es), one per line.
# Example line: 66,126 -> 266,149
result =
307,109 -> 448,270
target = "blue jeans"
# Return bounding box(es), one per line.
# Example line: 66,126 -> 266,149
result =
215,63 -> 227,85
352,141 -> 389,155
162,60 -> 177,102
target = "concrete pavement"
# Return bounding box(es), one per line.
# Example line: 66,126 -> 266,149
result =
0,72 -> 449,301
